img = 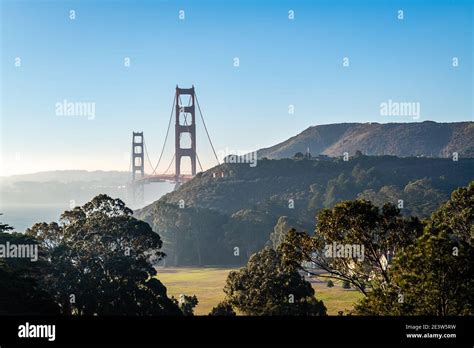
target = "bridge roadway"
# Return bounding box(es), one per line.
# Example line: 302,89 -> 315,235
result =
132,174 -> 194,185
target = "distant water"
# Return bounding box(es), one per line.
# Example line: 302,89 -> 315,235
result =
0,182 -> 175,232
0,204 -> 68,232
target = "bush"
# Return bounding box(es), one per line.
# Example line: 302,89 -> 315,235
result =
223,248 -> 326,315
209,302 -> 236,316
176,294 -> 199,316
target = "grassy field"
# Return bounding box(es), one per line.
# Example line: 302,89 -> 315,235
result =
156,267 -> 363,315
308,276 -> 364,315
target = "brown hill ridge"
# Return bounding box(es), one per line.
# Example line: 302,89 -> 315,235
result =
257,121 -> 474,159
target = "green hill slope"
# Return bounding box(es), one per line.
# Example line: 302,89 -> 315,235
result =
136,155 -> 474,266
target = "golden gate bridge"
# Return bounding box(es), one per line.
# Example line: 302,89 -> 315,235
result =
129,85 -> 220,203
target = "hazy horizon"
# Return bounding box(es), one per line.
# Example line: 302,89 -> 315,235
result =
0,119 -> 472,177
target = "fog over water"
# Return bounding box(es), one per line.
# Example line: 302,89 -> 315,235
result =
0,171 -> 174,232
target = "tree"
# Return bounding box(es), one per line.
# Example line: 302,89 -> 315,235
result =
323,173 -> 359,208
269,216 -> 296,249
0,214 -> 13,233
355,183 -> 474,315
209,302 -> 236,316
26,194 -> 181,315
224,208 -> 276,260
280,200 -> 423,295
147,202 -> 230,266
175,294 -> 199,316
223,247 -> 326,315
0,219 -> 59,315
308,183 -> 325,211
357,185 -> 401,211
293,152 -> 304,159
427,181 -> 473,245
355,228 -> 473,315
403,178 -> 448,218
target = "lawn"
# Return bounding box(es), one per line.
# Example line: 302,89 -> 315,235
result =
308,277 -> 364,315
156,267 -> 231,315
156,267 -> 363,315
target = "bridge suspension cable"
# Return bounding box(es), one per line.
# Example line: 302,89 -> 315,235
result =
163,153 -> 175,174
128,148 -> 133,182
195,91 -> 220,166
143,139 -> 156,175
146,93 -> 176,175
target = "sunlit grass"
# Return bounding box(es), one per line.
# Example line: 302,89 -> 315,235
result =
156,267 -> 362,315
309,277 -> 364,315
156,267 -> 233,315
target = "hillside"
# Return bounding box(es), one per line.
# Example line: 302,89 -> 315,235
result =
257,121 -> 474,159
136,155 -> 474,267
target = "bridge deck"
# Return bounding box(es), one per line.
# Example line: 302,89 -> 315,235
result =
132,174 -> 194,184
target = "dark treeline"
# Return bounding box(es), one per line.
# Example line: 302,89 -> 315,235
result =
0,196 -> 190,316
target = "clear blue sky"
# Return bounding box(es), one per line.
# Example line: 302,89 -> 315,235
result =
1,0 -> 472,176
